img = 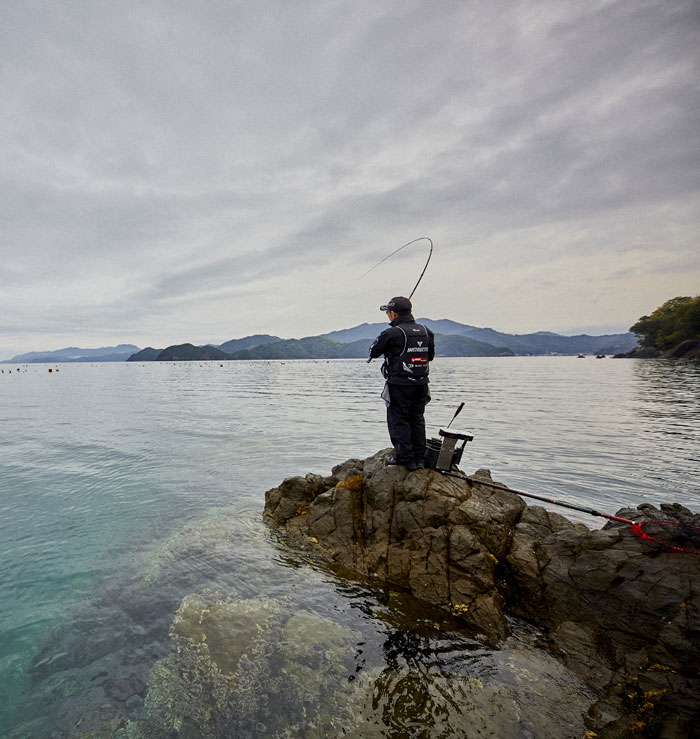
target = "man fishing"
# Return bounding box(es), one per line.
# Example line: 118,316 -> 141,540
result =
369,296 -> 435,471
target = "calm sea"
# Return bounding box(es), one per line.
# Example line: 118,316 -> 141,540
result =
1,357 -> 698,737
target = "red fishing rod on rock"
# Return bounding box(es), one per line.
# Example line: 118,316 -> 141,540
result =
426,403 -> 700,555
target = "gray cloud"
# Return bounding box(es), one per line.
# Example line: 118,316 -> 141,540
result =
1,0 -> 698,357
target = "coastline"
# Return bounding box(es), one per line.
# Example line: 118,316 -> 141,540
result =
615,339 -> 700,361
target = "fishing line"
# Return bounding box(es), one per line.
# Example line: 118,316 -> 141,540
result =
355,237 -> 433,300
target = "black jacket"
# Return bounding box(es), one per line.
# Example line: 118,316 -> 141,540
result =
369,313 -> 435,385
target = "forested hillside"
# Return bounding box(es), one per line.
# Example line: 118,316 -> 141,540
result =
629,295 -> 700,358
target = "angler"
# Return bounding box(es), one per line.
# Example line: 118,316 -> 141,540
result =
369,296 -> 435,471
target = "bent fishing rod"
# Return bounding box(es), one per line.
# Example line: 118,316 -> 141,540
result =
364,237 -> 433,363
356,236 -> 433,300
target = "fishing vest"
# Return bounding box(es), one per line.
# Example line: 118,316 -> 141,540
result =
385,324 -> 430,383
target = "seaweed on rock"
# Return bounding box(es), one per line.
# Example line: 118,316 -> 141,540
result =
121,593 -> 359,738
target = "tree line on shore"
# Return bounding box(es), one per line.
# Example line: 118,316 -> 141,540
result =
628,294 -> 700,358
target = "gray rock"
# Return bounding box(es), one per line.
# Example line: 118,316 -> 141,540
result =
265,449 -> 525,640
264,451 -> 700,738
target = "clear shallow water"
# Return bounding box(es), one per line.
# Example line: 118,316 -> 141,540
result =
1,357 -> 698,737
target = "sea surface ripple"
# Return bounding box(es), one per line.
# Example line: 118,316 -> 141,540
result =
1,357 -> 698,737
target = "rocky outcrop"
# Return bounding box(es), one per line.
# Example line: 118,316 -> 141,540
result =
666,338 -> 700,359
264,449 -> 700,738
265,453 -> 526,640
507,503 -> 700,738
616,339 -> 700,360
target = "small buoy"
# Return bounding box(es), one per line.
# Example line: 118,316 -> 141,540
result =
48,368 -> 52,372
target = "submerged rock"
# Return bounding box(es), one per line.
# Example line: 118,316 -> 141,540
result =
122,594 -> 359,738
264,449 -> 700,738
30,506 -> 596,739
115,589 -> 595,739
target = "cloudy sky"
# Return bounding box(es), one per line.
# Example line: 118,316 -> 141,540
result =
2,0 -> 699,358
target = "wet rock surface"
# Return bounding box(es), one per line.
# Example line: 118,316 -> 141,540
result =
264,449 -> 700,738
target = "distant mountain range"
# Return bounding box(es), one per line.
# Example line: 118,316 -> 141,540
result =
126,319 -> 637,361
321,319 -> 638,355
2,344 -> 140,364
2,320 -> 638,363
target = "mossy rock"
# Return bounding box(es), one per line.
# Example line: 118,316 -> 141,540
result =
124,593 -> 359,738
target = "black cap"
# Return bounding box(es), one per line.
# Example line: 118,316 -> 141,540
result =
380,296 -> 412,313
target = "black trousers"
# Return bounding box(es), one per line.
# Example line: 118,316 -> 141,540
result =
386,383 -> 430,465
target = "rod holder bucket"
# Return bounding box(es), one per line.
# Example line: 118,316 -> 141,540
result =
425,428 -> 474,472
